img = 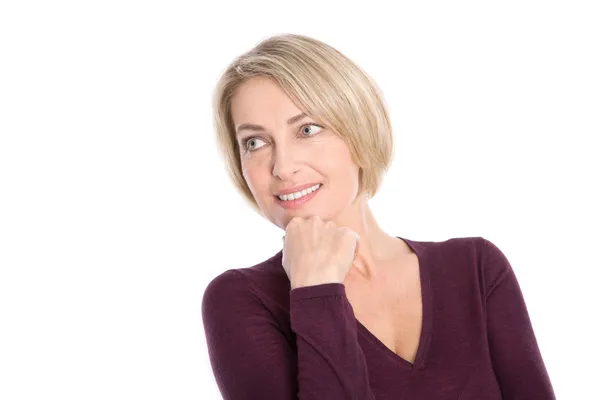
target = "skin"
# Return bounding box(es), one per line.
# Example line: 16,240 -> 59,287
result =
230,76 -> 411,282
230,76 -> 422,361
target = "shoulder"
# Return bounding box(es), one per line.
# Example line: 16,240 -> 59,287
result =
411,235 -> 482,265
201,269 -> 252,315
201,250 -> 288,315
415,236 -> 512,297
417,235 -> 507,265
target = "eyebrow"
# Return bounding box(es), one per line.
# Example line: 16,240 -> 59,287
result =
235,112 -> 308,136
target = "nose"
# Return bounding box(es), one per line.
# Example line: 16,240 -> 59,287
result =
272,145 -> 300,180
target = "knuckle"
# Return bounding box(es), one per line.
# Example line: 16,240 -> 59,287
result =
325,220 -> 336,228
289,216 -> 302,226
342,228 -> 358,240
339,226 -> 351,235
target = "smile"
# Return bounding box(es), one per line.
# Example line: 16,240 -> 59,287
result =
277,183 -> 321,201
275,184 -> 322,209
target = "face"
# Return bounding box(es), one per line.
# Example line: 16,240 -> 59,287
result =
230,76 -> 362,229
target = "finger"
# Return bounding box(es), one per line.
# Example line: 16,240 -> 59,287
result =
353,233 -> 360,257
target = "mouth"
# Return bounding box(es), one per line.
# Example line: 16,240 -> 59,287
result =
274,183 -> 322,209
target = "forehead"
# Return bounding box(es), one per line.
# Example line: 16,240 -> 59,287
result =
231,77 -> 301,126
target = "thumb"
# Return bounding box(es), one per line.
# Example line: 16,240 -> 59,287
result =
353,233 -> 360,258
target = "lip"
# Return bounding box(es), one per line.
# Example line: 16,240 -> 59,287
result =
274,182 -> 321,196
274,184 -> 322,209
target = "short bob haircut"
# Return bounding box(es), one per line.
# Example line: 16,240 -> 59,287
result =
212,33 -> 395,217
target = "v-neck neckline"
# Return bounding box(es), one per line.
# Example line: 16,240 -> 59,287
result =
354,236 -> 433,370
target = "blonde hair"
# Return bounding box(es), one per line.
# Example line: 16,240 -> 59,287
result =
212,33 -> 395,217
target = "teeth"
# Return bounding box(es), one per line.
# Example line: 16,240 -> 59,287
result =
278,184 -> 321,201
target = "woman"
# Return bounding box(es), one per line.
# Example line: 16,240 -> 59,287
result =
202,33 -> 555,399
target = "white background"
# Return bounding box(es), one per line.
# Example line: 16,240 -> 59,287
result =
1,1 -> 598,399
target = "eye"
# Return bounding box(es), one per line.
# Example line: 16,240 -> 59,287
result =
300,124 -> 323,137
241,123 -> 323,153
242,137 -> 267,152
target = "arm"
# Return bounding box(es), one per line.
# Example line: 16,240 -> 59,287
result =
480,238 -> 556,399
201,270 -> 376,400
291,282 -> 375,399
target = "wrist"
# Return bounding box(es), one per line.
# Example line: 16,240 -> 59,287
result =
291,275 -> 343,290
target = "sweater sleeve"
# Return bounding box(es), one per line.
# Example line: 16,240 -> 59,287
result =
290,283 -> 376,399
480,238 -> 556,399
201,270 -> 376,400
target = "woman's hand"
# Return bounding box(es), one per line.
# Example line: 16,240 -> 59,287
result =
281,216 -> 360,290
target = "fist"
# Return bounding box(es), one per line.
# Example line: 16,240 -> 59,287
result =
281,216 -> 360,289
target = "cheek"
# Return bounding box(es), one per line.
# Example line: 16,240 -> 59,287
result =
241,160 -> 270,195
316,143 -> 357,172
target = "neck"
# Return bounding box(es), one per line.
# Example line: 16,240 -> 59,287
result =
332,194 -> 401,282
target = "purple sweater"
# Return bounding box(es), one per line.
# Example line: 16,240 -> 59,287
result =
201,236 -> 555,399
